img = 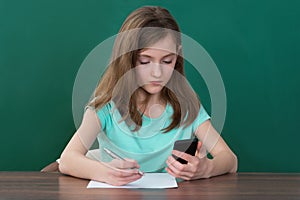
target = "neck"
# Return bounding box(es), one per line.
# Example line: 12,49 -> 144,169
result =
137,89 -> 166,108
136,89 -> 167,118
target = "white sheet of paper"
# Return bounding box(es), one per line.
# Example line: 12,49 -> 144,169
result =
87,173 -> 178,189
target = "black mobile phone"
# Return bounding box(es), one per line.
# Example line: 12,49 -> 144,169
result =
172,138 -> 198,164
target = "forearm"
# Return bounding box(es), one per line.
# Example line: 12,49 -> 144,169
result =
206,151 -> 238,178
59,152 -> 106,182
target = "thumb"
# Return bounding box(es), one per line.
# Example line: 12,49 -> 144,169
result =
195,141 -> 202,157
197,141 -> 202,151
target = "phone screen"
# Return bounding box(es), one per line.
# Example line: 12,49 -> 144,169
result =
172,138 -> 198,164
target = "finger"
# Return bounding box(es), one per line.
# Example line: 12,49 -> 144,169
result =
166,166 -> 192,180
166,156 -> 193,177
166,167 -> 192,180
165,167 -> 178,177
195,141 -> 202,156
101,161 -> 140,177
168,154 -> 184,168
109,168 -> 140,180
111,167 -> 141,178
124,158 -> 140,168
109,159 -> 139,169
197,141 -> 202,151
111,174 -> 142,186
172,150 -> 194,163
165,161 -> 182,176
198,145 -> 207,158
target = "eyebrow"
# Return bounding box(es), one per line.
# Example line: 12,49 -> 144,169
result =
138,53 -> 176,59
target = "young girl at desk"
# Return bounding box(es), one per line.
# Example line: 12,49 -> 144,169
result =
59,6 -> 237,186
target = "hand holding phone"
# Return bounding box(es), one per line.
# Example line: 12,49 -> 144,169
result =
172,138 -> 198,164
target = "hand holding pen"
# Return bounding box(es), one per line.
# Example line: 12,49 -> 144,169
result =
104,148 -> 144,176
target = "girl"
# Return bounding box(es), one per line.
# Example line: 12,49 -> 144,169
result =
59,6 -> 237,186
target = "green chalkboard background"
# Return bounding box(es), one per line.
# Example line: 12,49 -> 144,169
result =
1,0 -> 299,172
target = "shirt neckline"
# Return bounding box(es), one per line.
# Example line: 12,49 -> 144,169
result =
141,103 -> 170,121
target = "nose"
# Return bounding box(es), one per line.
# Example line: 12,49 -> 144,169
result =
151,63 -> 162,78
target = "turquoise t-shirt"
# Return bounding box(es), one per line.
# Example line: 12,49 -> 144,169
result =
96,101 -> 210,172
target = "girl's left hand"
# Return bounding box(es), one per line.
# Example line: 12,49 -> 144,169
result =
165,143 -> 212,180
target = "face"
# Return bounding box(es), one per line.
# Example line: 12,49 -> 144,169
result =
135,34 -> 178,95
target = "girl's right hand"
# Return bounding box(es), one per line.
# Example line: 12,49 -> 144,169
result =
101,158 -> 142,186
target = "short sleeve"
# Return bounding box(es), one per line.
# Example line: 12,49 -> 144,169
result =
96,103 -> 111,131
76,107 -> 101,150
192,105 -> 211,133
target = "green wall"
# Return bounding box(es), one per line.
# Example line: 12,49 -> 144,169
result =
1,0 -> 299,172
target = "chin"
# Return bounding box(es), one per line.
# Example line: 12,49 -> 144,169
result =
143,85 -> 163,94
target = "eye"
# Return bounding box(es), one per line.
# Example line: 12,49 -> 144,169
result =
162,60 -> 172,64
138,58 -> 150,65
139,61 -> 150,65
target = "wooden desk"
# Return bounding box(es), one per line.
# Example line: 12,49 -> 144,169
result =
1,172 -> 300,200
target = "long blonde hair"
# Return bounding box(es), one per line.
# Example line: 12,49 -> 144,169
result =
88,6 -> 200,133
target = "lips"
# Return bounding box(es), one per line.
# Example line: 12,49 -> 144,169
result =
149,81 -> 163,85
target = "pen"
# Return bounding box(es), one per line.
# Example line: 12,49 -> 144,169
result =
103,147 -> 144,176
